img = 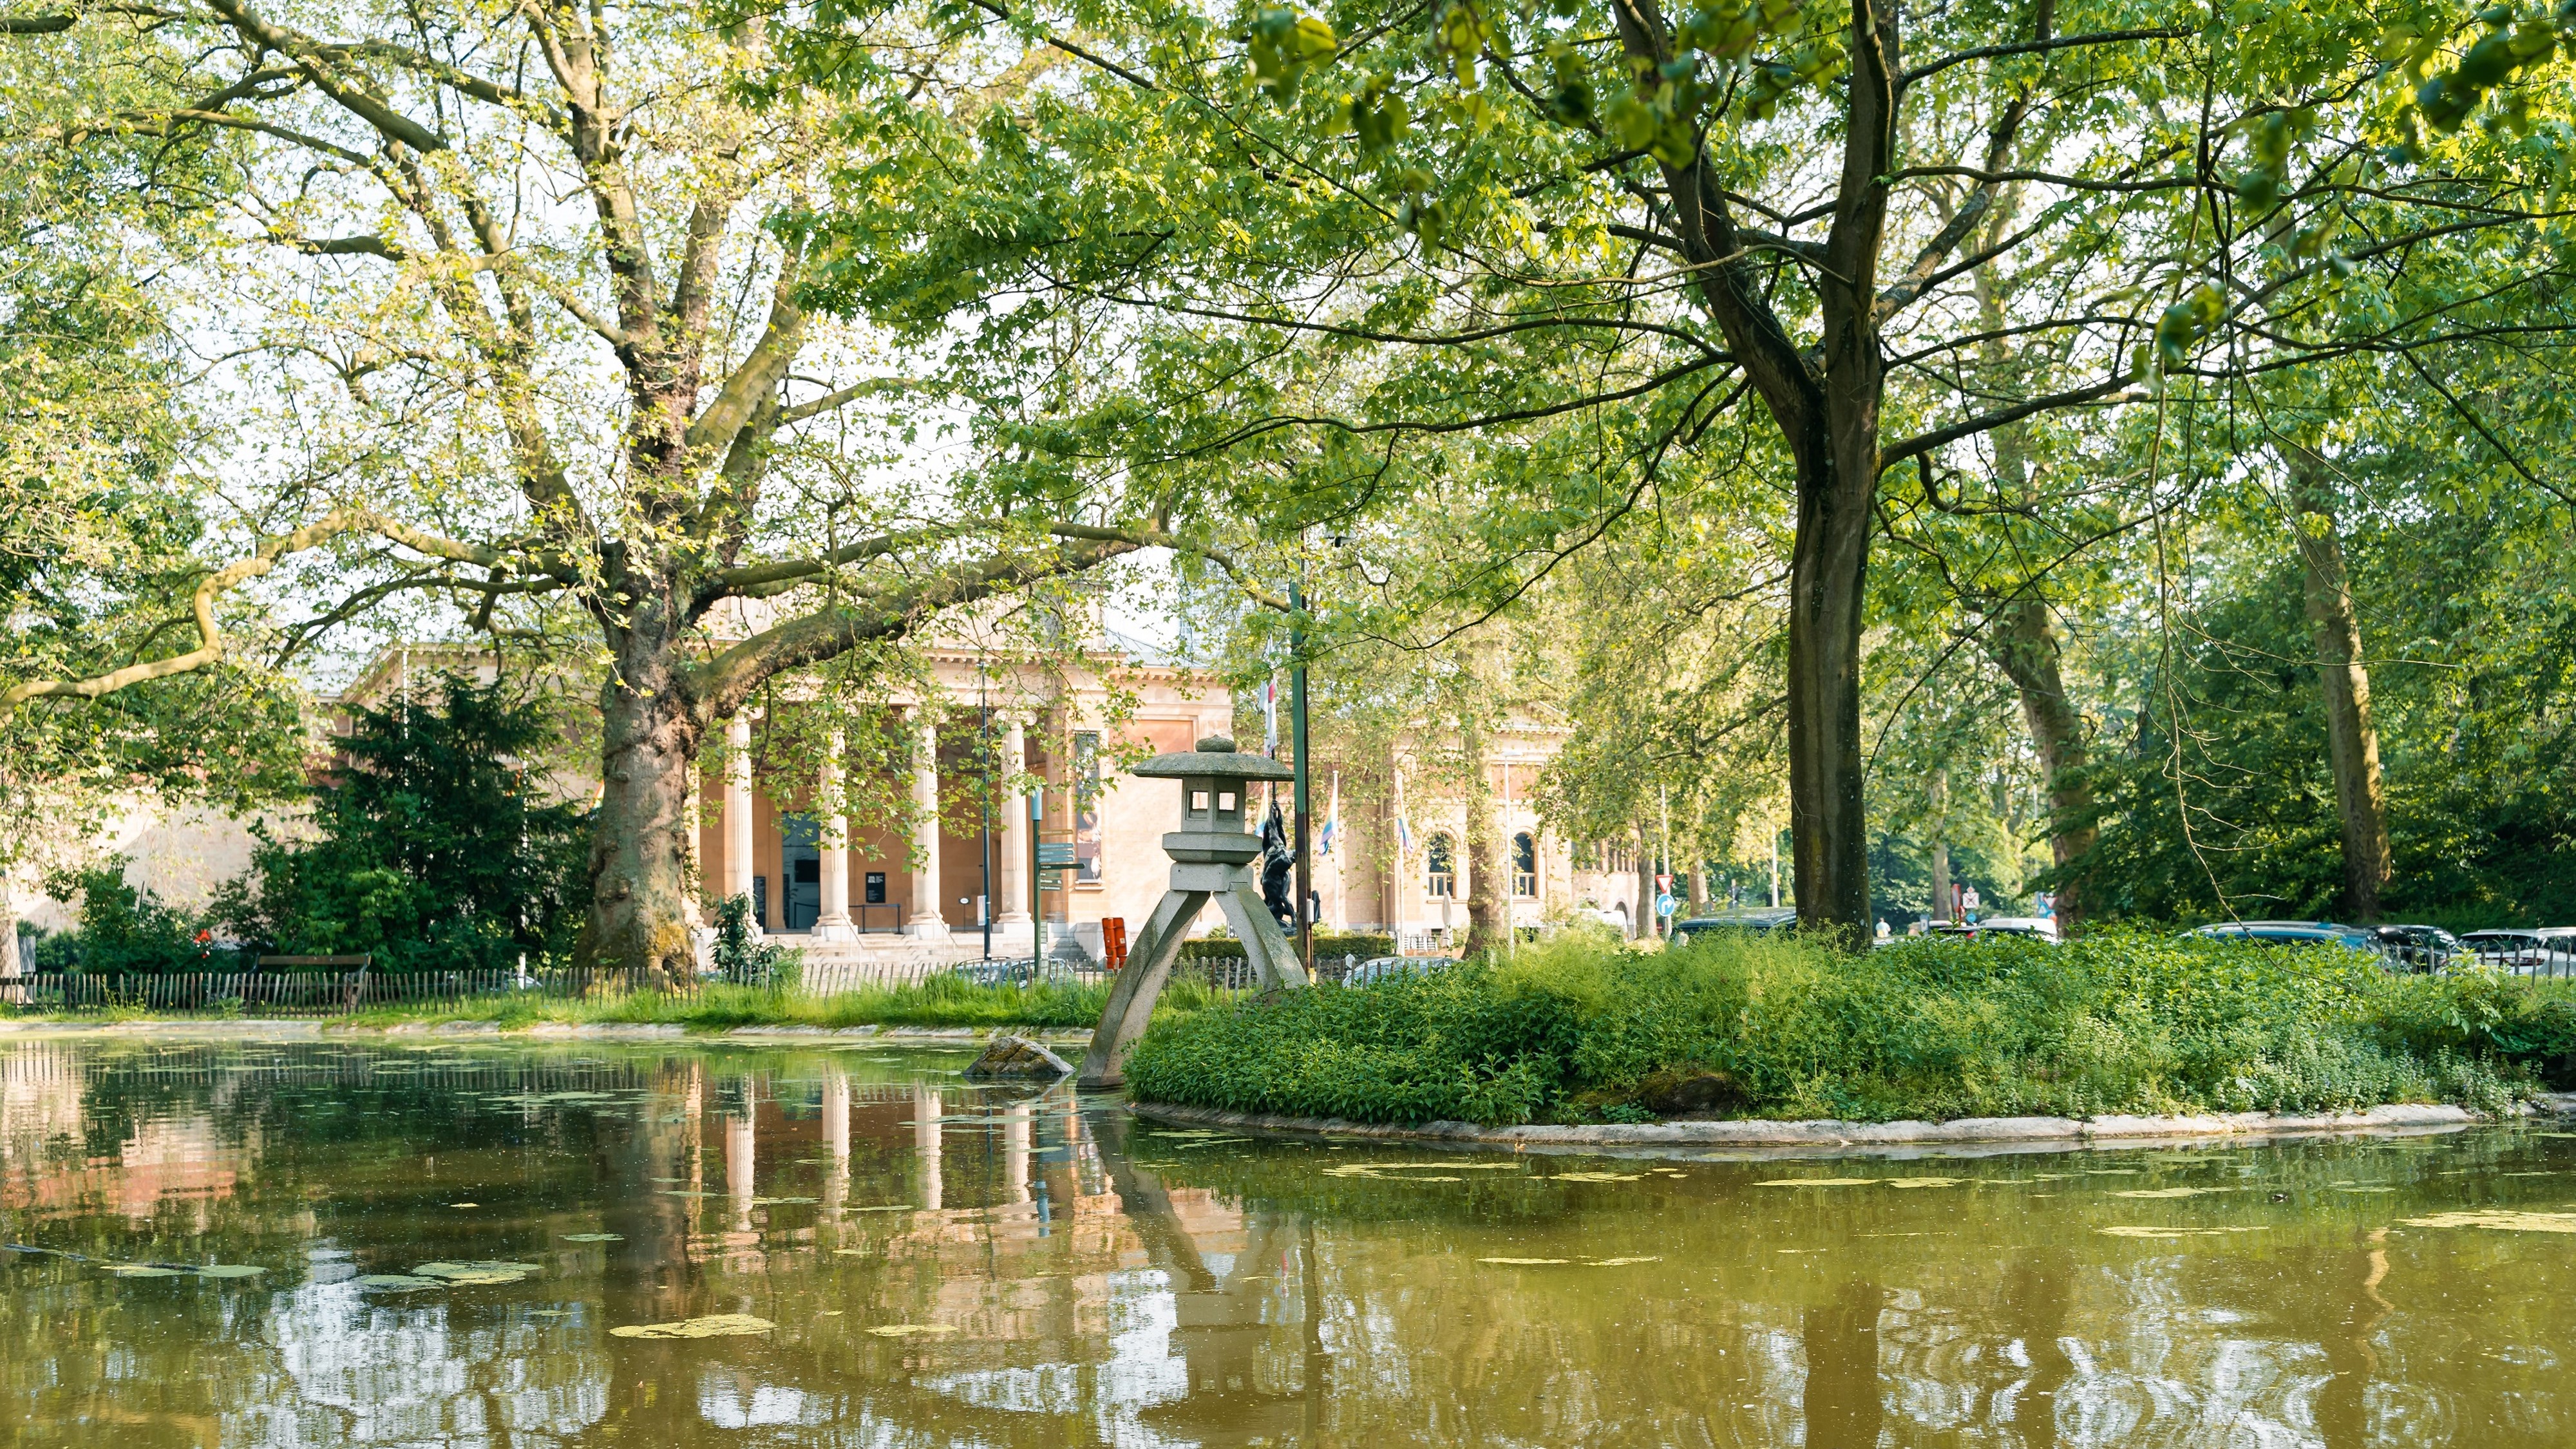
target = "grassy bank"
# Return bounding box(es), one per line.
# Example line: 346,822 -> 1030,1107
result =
1122,930 -> 2576,1126
14,975 -> 1243,1032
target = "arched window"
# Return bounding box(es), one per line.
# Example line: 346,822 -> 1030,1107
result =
1425,833 -> 1455,898
1511,831 -> 1537,898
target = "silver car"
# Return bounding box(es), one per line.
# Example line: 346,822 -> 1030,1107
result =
2461,929 -> 2576,978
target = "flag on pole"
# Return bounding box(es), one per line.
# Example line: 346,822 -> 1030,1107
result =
1396,815 -> 1414,855
1319,772 -> 1340,856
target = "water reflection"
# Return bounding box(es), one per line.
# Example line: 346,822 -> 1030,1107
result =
0,1036 -> 2570,1446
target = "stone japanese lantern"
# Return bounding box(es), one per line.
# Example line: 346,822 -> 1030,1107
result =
1077,735 -> 1309,1087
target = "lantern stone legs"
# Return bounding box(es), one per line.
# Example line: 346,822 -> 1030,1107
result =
1078,735 -> 1308,1088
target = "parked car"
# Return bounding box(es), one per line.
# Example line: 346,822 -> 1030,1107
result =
1670,909 -> 1797,945
1341,954 -> 1453,987
2461,928 -> 2576,977
2186,920 -> 2378,951
2372,924 -> 2466,973
1928,916 -> 2059,943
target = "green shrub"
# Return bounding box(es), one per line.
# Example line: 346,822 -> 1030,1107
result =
35,858 -> 232,973
1121,929 -> 2566,1126
1178,933 -> 1396,961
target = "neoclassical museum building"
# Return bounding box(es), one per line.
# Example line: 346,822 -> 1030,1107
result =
23,629 -> 1652,967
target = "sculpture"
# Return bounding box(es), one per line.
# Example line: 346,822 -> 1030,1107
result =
1077,735 -> 1308,1087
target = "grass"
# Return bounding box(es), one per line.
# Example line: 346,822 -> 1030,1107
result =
11,974 -> 1249,1033
1121,927 -> 2576,1127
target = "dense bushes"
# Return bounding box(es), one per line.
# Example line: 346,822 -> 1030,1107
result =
218,677 -> 591,972
28,858 -> 236,973
1121,929 -> 2576,1126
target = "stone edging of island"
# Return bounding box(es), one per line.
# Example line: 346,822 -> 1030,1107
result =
1129,1093 -> 2576,1151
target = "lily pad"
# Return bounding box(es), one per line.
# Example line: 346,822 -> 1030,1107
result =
2400,1209 -> 2576,1233
413,1260 -> 541,1284
864,1323 -> 960,1338
1586,1255 -> 1663,1266
1756,1177 -> 1879,1188
611,1312 -> 777,1339
1885,1178 -> 1965,1189
2102,1222 -> 2267,1237
2112,1186 -> 2240,1199
193,1264 -> 267,1278
1551,1171 -> 1643,1183
1477,1257 -> 1571,1265
355,1274 -> 442,1289
561,1233 -> 623,1243
99,1263 -> 184,1278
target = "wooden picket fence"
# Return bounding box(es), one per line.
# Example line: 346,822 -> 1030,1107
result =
0,964 -> 687,1016
0,951 -> 1371,1018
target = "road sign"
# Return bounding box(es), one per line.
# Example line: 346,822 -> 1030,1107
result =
1037,841 -> 1078,867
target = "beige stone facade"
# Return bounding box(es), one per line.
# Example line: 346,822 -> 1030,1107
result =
1302,712 -> 1652,943
688,648 -> 1233,961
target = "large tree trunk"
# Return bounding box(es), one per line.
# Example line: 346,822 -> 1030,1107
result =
1461,710 -> 1510,956
579,614 -> 705,983
1633,823 -> 1657,940
1785,399 -> 1880,942
1612,0 -> 1899,950
2284,446 -> 2391,920
1988,596 -> 2097,930
1926,767 -> 1951,923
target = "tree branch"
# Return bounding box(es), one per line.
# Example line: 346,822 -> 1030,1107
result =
1,509 -> 363,723
1879,374 -> 2148,470
1902,26 -> 2193,86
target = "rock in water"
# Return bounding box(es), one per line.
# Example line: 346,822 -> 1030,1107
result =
963,1035 -> 1074,1079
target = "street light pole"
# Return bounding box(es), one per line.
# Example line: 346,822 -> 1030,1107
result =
1290,579 -> 1312,976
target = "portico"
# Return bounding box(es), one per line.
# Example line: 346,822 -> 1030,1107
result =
694,650 -> 1232,961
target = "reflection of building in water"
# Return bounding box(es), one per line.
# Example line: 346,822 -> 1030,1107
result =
0,1044 -> 238,1227
0,1043 -> 84,1161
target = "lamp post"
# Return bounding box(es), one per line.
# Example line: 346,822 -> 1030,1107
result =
1289,579 -> 1312,975
1077,735 -> 1310,1087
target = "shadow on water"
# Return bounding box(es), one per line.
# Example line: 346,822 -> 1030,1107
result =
3,1036 -> 2573,1446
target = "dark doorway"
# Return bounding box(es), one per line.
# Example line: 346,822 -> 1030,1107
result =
781,814 -> 821,931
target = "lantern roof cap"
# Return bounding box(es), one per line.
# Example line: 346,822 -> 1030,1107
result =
1132,735 -> 1294,782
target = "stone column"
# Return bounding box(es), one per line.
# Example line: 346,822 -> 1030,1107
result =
1003,1100 -> 1032,1206
723,714 -> 755,925
822,1069 -> 850,1220
726,1110 -> 756,1236
914,1084 -> 943,1213
813,729 -> 856,941
683,770 -> 704,925
905,711 -> 949,940
994,715 -> 1033,938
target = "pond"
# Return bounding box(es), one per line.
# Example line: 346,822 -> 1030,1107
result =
2,1035 -> 2571,1447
